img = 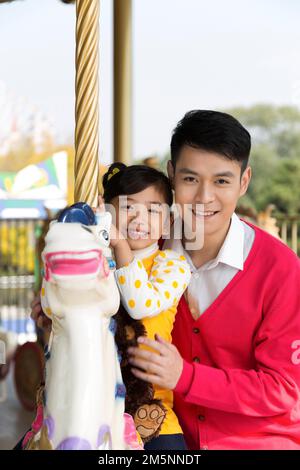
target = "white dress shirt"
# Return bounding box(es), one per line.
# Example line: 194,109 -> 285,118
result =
164,213 -> 255,318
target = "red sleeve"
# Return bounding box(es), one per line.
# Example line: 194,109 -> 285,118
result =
175,360 -> 194,395
174,261 -> 300,417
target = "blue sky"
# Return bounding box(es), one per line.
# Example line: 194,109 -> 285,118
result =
1,0 -> 300,164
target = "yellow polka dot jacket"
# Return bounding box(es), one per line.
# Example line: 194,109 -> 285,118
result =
115,246 -> 191,436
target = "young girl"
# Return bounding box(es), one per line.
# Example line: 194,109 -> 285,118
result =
101,163 -> 191,450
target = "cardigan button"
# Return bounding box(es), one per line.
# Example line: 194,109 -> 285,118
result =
198,414 -> 205,421
193,356 -> 201,363
193,327 -> 200,334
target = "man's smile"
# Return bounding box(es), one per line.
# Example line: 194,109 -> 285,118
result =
191,208 -> 220,219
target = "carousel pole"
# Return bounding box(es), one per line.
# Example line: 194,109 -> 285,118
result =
113,0 -> 132,164
74,0 -> 100,206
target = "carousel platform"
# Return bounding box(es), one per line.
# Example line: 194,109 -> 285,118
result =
0,368 -> 34,450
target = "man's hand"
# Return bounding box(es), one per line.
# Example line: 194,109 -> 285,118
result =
128,334 -> 184,390
30,295 -> 52,332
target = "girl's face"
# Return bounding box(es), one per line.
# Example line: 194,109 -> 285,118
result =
111,185 -> 170,251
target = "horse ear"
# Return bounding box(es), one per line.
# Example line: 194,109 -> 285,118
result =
96,211 -> 112,232
93,211 -> 113,246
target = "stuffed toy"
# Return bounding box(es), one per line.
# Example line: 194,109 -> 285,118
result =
114,306 -> 166,443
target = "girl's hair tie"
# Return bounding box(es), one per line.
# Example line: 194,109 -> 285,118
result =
107,167 -> 120,181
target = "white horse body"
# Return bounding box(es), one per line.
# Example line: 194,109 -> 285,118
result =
44,286 -> 124,450
31,214 -> 131,450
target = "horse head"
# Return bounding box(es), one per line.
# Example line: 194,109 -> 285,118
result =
41,203 -> 120,319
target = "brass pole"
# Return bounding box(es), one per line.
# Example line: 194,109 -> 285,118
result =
74,0 -> 99,206
114,0 -> 132,164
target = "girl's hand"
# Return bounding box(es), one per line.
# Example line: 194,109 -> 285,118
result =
97,195 -> 106,214
30,295 -> 52,332
91,195 -> 106,215
109,223 -> 125,249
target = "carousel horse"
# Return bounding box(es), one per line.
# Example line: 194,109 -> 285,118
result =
23,203 -> 142,450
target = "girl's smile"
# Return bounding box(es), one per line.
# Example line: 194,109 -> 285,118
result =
112,186 -> 170,250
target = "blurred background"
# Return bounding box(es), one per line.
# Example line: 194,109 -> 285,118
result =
0,0 -> 300,449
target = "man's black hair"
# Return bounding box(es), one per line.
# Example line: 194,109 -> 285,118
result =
170,110 -> 251,173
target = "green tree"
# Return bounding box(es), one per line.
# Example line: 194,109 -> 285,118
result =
265,159 -> 300,214
225,104 -> 300,215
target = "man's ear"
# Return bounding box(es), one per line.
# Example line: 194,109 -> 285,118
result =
167,160 -> 175,188
239,166 -> 252,197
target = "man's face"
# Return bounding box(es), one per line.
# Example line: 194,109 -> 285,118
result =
167,145 -> 251,241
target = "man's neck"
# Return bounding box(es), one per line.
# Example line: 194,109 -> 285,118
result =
183,218 -> 232,269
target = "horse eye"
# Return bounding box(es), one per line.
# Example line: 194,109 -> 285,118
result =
100,230 -> 109,242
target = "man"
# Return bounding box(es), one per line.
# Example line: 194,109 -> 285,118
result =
128,110 -> 300,450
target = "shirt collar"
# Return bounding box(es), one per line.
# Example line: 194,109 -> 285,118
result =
132,241 -> 159,258
209,212 -> 244,271
164,212 -> 244,272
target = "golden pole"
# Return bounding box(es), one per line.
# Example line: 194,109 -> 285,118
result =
114,0 -> 132,164
74,0 -> 99,206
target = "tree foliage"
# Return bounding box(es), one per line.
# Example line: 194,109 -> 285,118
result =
226,104 -> 300,215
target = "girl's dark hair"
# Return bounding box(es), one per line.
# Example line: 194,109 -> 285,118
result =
102,163 -> 173,206
171,110 -> 251,174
